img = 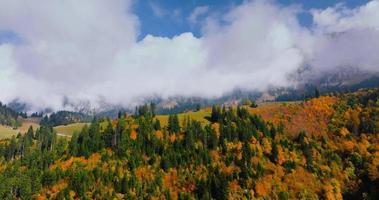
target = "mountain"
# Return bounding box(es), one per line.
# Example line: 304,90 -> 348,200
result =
0,88 -> 378,199
274,68 -> 379,101
3,69 -> 379,118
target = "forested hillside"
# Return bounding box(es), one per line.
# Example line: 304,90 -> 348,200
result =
0,102 -> 22,128
40,111 -> 92,127
0,89 -> 378,199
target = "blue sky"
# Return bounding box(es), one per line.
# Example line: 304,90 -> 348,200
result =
0,0 -> 371,43
0,30 -> 23,44
133,0 -> 370,40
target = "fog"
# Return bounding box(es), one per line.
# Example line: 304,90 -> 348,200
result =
0,0 -> 379,111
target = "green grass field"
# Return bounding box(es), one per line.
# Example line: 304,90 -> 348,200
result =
0,122 -> 40,140
156,108 -> 211,126
54,123 -> 90,137
0,125 -> 18,139
1,122 -> 89,139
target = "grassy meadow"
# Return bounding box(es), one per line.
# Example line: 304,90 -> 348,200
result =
53,123 -> 90,137
0,125 -> 18,140
0,121 -> 40,140
155,108 -> 211,126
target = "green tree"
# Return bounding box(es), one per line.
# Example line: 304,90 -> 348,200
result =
168,114 -> 180,133
154,119 -> 161,130
315,87 -> 320,98
210,105 -> 221,123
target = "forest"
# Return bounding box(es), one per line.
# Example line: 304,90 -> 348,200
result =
0,102 -> 24,128
0,88 -> 378,199
39,111 -> 92,127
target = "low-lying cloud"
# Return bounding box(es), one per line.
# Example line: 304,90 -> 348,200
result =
0,0 -> 379,111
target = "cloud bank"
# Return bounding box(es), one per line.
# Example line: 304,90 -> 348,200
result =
0,0 -> 379,111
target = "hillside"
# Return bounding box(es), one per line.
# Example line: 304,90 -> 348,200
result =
40,111 -> 92,127
0,122 -> 88,139
53,123 -> 90,137
0,102 -> 22,128
0,118 -> 40,139
0,89 -> 378,199
0,126 -> 17,140
0,119 -> 90,140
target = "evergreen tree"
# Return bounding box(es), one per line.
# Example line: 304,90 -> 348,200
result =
26,126 -> 34,141
103,119 -> 114,148
69,132 -> 79,156
5,136 -> 17,160
150,102 -> 156,117
315,87 -> 320,98
168,114 -> 180,133
195,104 -> 201,111
250,101 -> 258,108
88,120 -> 103,152
78,125 -> 91,157
205,125 -> 218,150
154,119 -> 161,130
210,105 -> 221,123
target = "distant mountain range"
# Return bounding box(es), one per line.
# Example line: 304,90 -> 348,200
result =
4,68 -> 379,118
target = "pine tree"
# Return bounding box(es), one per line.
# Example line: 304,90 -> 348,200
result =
250,101 -> 258,108
315,87 -> 320,98
195,104 -> 201,111
154,119 -> 161,130
5,136 -> 17,160
210,105 -> 221,123
69,132 -> 79,156
168,114 -> 180,133
205,125 -> 218,150
103,119 -> 114,148
88,120 -> 103,152
26,126 -> 34,141
150,102 -> 156,117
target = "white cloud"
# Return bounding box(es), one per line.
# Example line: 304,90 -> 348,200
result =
0,0 -> 379,111
309,0 -> 379,73
188,6 -> 209,26
149,1 -> 166,18
311,1 -> 379,32
0,0 -> 139,110
0,44 -> 15,97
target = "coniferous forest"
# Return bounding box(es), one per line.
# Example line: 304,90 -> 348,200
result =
0,88 -> 378,199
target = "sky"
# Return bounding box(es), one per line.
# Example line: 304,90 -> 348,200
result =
134,0 -> 370,39
0,0 -> 378,112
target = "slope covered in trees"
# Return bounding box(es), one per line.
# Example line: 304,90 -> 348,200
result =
0,102 -> 22,128
40,111 -> 92,127
0,88 -> 378,199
